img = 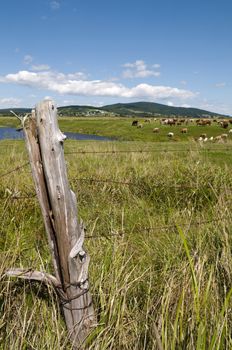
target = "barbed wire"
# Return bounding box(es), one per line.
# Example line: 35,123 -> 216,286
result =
70,177 -> 132,186
0,195 -> 34,200
0,162 -> 29,179
70,176 -> 231,190
0,143 -> 231,154
0,181 -> 227,240
84,217 -> 225,239
64,147 -> 232,155
0,215 -> 223,240
1,174 -> 231,198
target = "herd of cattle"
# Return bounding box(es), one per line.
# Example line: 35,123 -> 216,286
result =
131,117 -> 232,142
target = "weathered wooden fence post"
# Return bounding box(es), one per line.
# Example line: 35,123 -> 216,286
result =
7,100 -> 95,348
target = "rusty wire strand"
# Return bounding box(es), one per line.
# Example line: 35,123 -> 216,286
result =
0,144 -> 231,154
84,217 -> 224,239
0,162 -> 29,179
64,147 -> 232,155
70,176 -> 231,189
1,175 -> 231,200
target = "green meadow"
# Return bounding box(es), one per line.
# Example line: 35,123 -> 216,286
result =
0,116 -> 232,349
1,116 -> 232,142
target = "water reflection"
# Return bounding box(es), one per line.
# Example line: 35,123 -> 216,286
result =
0,127 -> 112,141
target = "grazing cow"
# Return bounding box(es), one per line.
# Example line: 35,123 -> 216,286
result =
214,135 -> 222,142
197,120 -> 211,126
167,132 -> 174,138
132,120 -> 139,126
137,123 -> 143,128
200,133 -> 207,139
168,119 -> 176,126
209,136 -> 214,141
181,128 -> 188,133
153,128 -> 159,133
145,119 -> 151,123
221,133 -> 228,140
163,118 -> 176,126
220,121 -> 229,129
229,129 -> 232,133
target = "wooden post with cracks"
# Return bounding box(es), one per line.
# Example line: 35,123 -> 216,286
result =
6,100 -> 95,348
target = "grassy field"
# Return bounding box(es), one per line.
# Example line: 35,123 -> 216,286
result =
0,116 -> 232,349
1,116 -> 232,142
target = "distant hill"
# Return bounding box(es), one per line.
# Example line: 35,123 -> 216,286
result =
59,102 -> 230,118
101,102 -> 229,118
0,108 -> 31,116
58,105 -> 107,116
0,102 -> 229,118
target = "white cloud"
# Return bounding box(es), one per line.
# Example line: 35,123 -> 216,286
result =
215,82 -> 226,88
197,99 -> 231,115
167,101 -> 174,106
93,101 -> 105,107
0,98 -> 22,107
123,69 -> 160,79
50,1 -> 60,10
181,104 -> 191,108
122,60 -> 161,79
66,72 -> 88,80
0,70 -> 196,101
63,99 -> 76,105
23,55 -> 33,65
123,62 -> 137,68
31,64 -> 50,71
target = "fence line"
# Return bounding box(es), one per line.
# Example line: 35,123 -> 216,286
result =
1,144 -> 231,155
71,177 -> 132,186
84,217 -> 225,239
64,147 -> 232,155
2,194 -> 36,200
0,180 -> 227,238
0,153 -> 230,240
0,147 -> 231,179
70,177 -> 231,190
0,162 -> 29,179
1,173 -> 231,192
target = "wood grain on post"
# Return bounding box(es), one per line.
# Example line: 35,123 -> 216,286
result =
10,100 -> 95,348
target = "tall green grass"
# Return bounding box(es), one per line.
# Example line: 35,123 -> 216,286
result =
0,139 -> 232,349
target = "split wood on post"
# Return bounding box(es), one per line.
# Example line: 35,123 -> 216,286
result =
6,100 -> 95,349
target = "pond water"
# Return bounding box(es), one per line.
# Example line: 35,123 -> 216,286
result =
0,127 -> 112,141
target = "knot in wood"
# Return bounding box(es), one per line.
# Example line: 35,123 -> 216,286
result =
56,185 -> 61,200
78,250 -> 86,263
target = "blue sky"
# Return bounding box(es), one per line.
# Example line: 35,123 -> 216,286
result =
0,0 -> 231,114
